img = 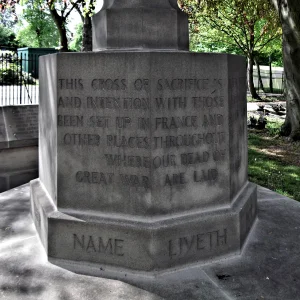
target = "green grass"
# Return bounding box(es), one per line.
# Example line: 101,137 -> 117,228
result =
248,126 -> 300,201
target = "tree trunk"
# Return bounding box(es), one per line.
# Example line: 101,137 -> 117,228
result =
81,15 -> 93,52
49,8 -> 69,52
255,58 -> 265,93
248,23 -> 261,100
272,0 -> 300,140
59,25 -> 69,52
248,55 -> 261,100
269,56 -> 274,93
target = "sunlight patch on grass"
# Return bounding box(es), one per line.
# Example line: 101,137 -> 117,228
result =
248,134 -> 300,201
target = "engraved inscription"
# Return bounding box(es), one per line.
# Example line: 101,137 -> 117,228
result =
59,78 -> 83,90
169,229 -> 227,258
73,234 -> 125,256
57,76 -> 228,192
4,106 -> 38,139
75,171 -> 114,185
58,115 -> 84,127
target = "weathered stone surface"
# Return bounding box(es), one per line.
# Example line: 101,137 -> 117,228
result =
31,50 -> 257,274
41,52 -> 247,216
38,52 -> 248,216
0,106 -> 38,192
1,105 -> 38,148
0,148 -> 38,191
0,176 -> 8,192
32,179 -> 256,274
0,146 -> 38,173
38,54 -> 57,205
92,0 -> 189,51
0,146 -> 38,192
0,107 -> 8,149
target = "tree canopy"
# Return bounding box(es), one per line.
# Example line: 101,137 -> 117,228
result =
16,1 -> 59,48
179,0 -> 281,99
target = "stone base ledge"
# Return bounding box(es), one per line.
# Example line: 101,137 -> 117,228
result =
31,179 -> 257,276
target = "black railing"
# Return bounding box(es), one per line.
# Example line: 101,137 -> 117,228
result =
0,51 -> 39,106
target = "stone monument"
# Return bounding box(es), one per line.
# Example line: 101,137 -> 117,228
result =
31,0 -> 257,279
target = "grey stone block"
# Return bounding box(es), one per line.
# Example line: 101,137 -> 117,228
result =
9,169 -> 38,190
0,107 -> 8,149
32,179 -> 256,276
0,146 -> 38,173
38,54 -> 57,205
0,146 -> 38,192
38,52 -> 249,216
32,49 -> 256,276
1,105 -> 38,148
0,176 -> 8,193
92,0 -> 189,51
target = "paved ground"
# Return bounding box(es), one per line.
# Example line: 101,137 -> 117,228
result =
0,184 -> 300,299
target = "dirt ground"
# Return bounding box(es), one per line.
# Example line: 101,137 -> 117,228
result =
247,100 -> 300,168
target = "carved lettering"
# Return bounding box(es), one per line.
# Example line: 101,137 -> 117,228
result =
123,97 -> 150,110
59,78 -> 83,90
75,171 -> 114,185
157,78 -> 210,91
104,154 -> 151,168
152,154 -> 176,168
155,116 -> 198,130
106,135 -> 150,149
88,116 -> 110,128
58,97 -> 82,108
155,97 -> 187,109
58,115 -> 84,127
137,118 -> 150,130
202,114 -> 224,127
73,234 -> 125,256
181,152 -> 209,165
133,79 -> 150,91
193,169 -> 218,182
165,173 -> 186,186
116,117 -> 131,128
119,174 -> 150,189
91,79 -> 127,90
153,132 -> 225,149
87,97 -> 120,109
169,229 -> 227,258
63,133 -> 100,146
192,96 -> 224,109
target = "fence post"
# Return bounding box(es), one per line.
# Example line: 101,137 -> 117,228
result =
19,53 -> 23,105
269,55 -> 273,93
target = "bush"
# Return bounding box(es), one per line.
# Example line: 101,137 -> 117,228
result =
266,120 -> 284,136
0,51 -> 35,85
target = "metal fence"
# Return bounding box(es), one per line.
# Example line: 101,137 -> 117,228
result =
253,65 -> 285,95
0,51 -> 39,106
1,53 -> 285,106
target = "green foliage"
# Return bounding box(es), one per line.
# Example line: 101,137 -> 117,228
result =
248,133 -> 300,201
16,1 -> 59,48
180,0 -> 282,65
266,120 -> 284,136
0,24 -> 18,48
0,51 -> 35,84
69,22 -> 83,52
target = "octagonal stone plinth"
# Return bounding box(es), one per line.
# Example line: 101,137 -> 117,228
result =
31,51 -> 257,278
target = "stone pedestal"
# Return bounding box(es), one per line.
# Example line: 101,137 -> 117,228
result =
31,50 -> 257,277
